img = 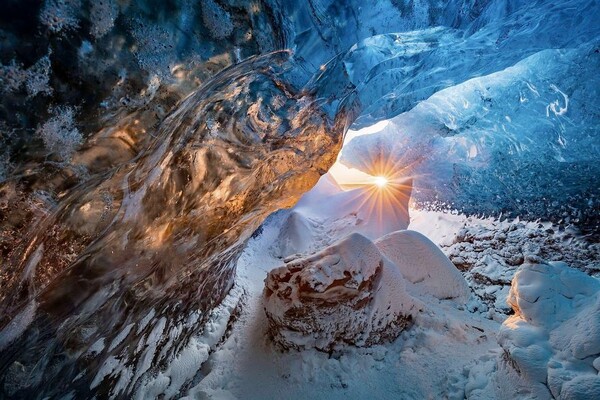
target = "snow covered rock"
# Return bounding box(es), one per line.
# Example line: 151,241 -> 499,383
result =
263,233 -> 420,351
375,230 -> 470,303
498,261 -> 600,399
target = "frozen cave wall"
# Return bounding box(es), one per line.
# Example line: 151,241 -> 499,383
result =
0,0 -> 599,398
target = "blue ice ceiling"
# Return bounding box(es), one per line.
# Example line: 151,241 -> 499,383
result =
279,0 -> 600,230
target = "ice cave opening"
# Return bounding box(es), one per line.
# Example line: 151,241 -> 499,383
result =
0,0 -> 599,399
372,176 -> 388,188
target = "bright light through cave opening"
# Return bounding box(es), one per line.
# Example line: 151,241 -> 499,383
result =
292,119 -> 415,242
327,120 -> 400,191
373,176 -> 388,188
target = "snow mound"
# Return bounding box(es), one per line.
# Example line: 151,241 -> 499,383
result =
375,230 -> 470,302
498,262 -> 600,399
274,211 -> 317,258
263,232 -> 420,351
293,173 -> 343,212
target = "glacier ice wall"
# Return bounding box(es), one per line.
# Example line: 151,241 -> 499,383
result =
0,0 -> 599,398
0,51 -> 357,398
341,42 -> 600,227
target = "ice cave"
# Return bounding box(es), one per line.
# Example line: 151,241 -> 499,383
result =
0,0 -> 599,399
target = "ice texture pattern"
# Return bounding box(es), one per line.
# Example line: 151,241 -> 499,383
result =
0,0 -> 598,398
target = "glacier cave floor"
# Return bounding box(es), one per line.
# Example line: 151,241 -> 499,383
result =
167,208 -> 599,400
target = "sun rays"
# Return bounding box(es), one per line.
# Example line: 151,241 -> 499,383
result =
322,121 -> 424,237
326,162 -> 414,238
373,176 -> 389,188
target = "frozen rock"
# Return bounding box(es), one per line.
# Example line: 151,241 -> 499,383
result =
375,230 -> 470,303
263,233 -> 420,351
498,261 -> 600,399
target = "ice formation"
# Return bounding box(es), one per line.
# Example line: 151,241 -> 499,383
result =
0,52 -> 356,399
340,41 -> 600,228
0,0 -> 598,398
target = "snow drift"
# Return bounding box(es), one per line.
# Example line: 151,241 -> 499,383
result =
375,230 -> 470,302
498,261 -> 600,399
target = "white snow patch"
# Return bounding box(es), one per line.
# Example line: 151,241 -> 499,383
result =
498,261 -> 600,398
87,337 -> 105,355
375,230 -> 470,302
109,323 -> 133,351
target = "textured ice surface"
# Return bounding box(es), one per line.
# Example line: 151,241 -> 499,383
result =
0,0 -> 599,398
341,42 -> 600,226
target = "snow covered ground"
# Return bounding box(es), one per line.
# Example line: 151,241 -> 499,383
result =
123,158 -> 600,399
181,209 -> 498,400
163,180 -> 600,399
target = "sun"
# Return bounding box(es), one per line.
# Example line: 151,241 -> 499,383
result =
373,176 -> 388,188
